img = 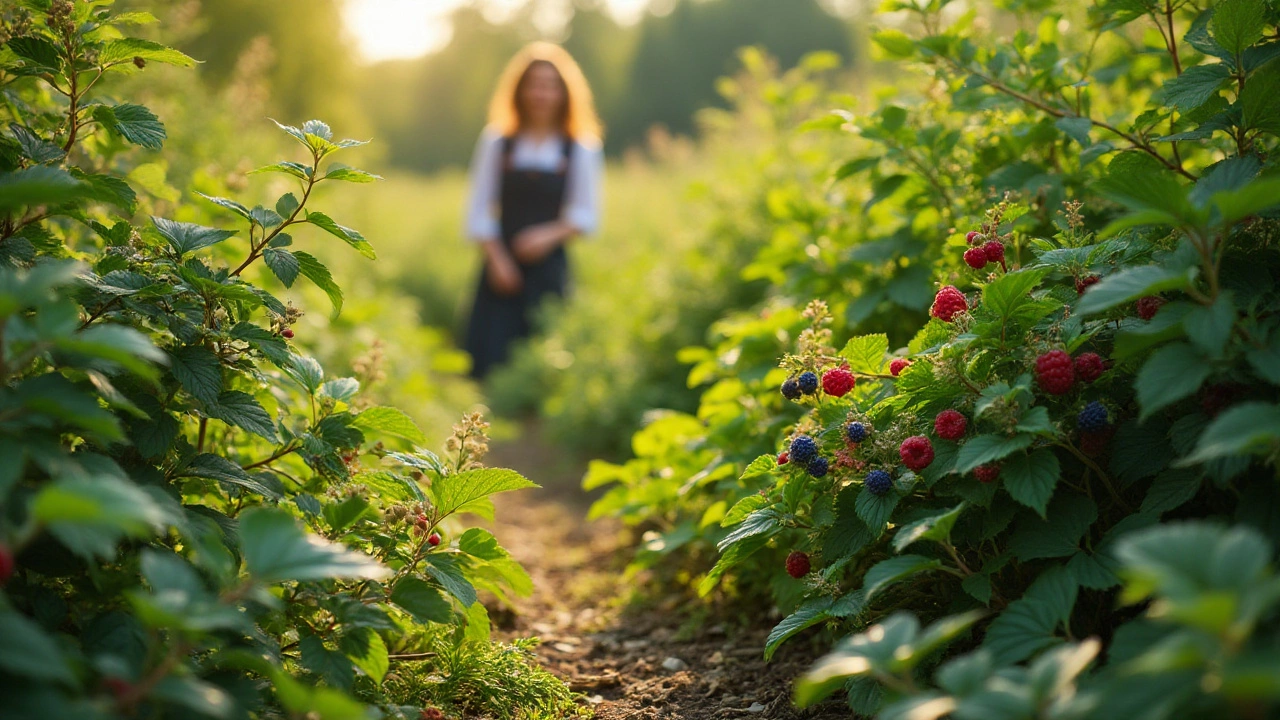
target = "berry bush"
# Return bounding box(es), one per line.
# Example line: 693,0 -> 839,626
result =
0,4 -> 581,719
588,0 -> 1280,716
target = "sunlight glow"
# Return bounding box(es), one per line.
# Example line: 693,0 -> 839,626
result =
343,0 -> 653,64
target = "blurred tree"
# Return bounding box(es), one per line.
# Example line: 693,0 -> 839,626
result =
184,0 -> 365,132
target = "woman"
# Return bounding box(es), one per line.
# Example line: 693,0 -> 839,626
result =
463,42 -> 604,380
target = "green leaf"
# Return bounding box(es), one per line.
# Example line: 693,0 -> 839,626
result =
873,28 -> 916,58
0,612 -> 75,683
893,503 -> 966,552
178,453 -> 282,498
153,217 -> 237,257
390,576 -> 454,624
1140,468 -> 1201,514
1158,63 -> 1231,110
855,484 -> 900,533
430,468 -> 538,518
1098,153 -> 1192,220
1212,0 -> 1267,56
1177,402 -> 1280,464
319,378 -> 360,403
306,211 -> 375,259
93,103 -> 166,149
717,508 -> 781,550
339,627 -> 388,684
722,494 -> 768,527
6,35 -> 61,72
1210,176 -> 1280,223
284,354 -> 324,394
322,495 -> 370,534
99,37 -> 196,67
983,566 -> 1077,664
300,634 -> 355,690
206,390 -> 278,441
983,269 -> 1047,321
1183,292 -> 1234,359
739,454 -> 775,481
262,248 -> 300,288
1055,117 -> 1092,146
425,554 -> 479,607
294,251 -> 344,315
765,596 -> 841,662
1077,264 -> 1195,315
1135,342 -> 1213,419
323,165 -> 382,183
954,434 -> 1034,474
239,507 -> 388,583
195,192 -> 251,220
1002,449 -> 1060,516
250,161 -> 311,180
863,555 -> 943,602
350,406 -> 425,444
74,171 -> 137,212
168,345 -> 222,405
1241,59 -> 1280,136
0,165 -> 88,210
32,475 -> 168,559
840,334 -> 889,374
1008,493 -> 1098,561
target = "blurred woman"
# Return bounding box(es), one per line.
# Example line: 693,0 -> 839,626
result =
463,42 -> 604,379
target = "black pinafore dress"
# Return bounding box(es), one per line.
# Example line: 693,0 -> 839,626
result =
464,136 -> 573,379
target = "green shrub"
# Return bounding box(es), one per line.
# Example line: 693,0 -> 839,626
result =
0,4 -> 577,719
589,0 -> 1280,715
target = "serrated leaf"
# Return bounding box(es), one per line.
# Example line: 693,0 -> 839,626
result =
1008,493 -> 1097,561
1158,63 -> 1231,110
168,344 -> 222,404
99,37 -> 196,67
893,503 -> 966,552
319,378 -> 360,403
983,566 -> 1077,664
294,250 -> 344,315
340,627 -> 388,684
93,103 -> 166,149
1177,402 -> 1280,464
1002,449 -> 1060,516
263,248 -> 300,288
430,468 -> 537,518
240,507 -> 387,583
0,165 -> 87,210
206,390 -> 278,441
153,217 -> 237,257
954,434 -> 1034,473
425,554 -> 478,607
1212,0 -> 1267,56
840,334 -> 888,374
0,612 -> 76,683
1135,342 -> 1212,419
306,211 -> 375,259
1241,59 -> 1280,136
717,508 -> 781,551
178,454 -> 282,499
1077,264 -> 1195,315
249,161 -> 311,180
196,192 -> 251,220
740,454 -> 775,480
389,576 -> 453,624
855,485 -> 900,533
350,406 -> 424,444
323,165 -> 381,183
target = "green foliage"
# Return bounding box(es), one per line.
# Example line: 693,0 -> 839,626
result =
586,0 -> 1280,715
0,5 -> 568,719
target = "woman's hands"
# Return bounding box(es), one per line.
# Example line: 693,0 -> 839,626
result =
481,241 -> 523,296
511,221 -> 575,264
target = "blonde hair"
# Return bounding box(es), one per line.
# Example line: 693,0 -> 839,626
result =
487,42 -> 602,141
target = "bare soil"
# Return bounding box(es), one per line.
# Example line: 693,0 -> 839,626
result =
484,424 -> 853,720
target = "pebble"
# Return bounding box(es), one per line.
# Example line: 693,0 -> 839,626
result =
661,656 -> 688,672
707,651 -> 724,665
587,695 -> 604,705
746,702 -> 766,713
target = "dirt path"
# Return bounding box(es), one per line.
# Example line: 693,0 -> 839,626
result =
484,423 -> 852,720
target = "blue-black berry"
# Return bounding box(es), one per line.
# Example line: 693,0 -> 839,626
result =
807,456 -> 829,478
1077,401 -> 1109,433
781,378 -> 802,400
846,422 -> 867,443
789,435 -> 818,465
797,371 -> 819,395
866,469 -> 893,496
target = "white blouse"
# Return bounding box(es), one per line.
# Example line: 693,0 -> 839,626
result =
464,127 -> 604,242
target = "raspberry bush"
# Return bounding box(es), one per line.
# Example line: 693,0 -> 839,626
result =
0,5 -> 582,719
587,0 -> 1280,716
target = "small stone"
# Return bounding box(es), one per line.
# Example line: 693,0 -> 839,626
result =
587,695 -> 604,705
553,642 -> 577,653
707,651 -> 724,665
623,639 -> 649,650
747,702 -> 767,713
661,656 -> 688,672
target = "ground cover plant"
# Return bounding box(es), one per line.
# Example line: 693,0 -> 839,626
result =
0,3 -> 582,718
586,0 -> 1280,715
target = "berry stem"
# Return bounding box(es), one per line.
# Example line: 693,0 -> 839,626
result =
1056,440 -> 1131,512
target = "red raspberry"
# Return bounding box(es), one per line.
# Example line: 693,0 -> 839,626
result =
282,328 -> 295,339
1035,350 -> 1075,395
1075,275 -> 1100,295
1136,296 -> 1165,321
963,247 -> 988,269
421,710 -> 445,720
899,436 -> 935,471
934,410 -> 968,440
965,230 -> 983,245
415,514 -> 429,527
974,464 -> 1001,483
427,533 -> 441,547
821,367 -> 855,397
930,286 -> 968,322
889,358 -> 911,377
0,545 -> 13,586
982,240 -> 1005,265
785,551 -> 810,579
777,451 -> 789,465
1074,352 -> 1105,383
1079,428 -> 1115,458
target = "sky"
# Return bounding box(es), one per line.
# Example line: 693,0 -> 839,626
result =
342,0 -> 654,63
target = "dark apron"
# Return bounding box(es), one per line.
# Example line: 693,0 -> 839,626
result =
464,136 -> 573,379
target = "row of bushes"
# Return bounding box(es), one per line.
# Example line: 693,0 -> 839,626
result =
586,0 -> 1280,716
0,4 -> 579,719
